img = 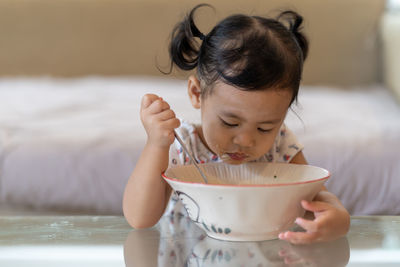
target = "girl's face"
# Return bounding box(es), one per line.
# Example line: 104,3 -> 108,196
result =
188,77 -> 292,164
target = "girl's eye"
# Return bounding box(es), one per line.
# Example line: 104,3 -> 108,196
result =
258,128 -> 272,133
220,119 -> 238,127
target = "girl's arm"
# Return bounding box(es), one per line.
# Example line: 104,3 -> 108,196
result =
123,94 -> 180,229
289,150 -> 308,165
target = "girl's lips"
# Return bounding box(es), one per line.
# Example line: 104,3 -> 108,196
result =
226,152 -> 248,161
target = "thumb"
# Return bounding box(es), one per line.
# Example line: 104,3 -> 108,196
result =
301,199 -> 329,213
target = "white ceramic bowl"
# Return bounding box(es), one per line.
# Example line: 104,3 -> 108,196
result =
162,162 -> 329,242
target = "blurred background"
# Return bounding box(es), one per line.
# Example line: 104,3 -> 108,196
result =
0,0 -> 390,85
0,0 -> 399,216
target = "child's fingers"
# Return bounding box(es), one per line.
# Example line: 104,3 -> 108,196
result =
278,230 -> 318,245
294,217 -> 318,233
282,255 -> 304,265
301,200 -> 329,213
278,249 -> 301,265
153,109 -> 177,122
145,98 -> 171,115
141,94 -> 160,110
159,99 -> 170,111
161,117 -> 181,130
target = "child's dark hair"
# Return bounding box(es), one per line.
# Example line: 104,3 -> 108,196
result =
168,4 -> 308,105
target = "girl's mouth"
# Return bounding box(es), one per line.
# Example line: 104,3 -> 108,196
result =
226,152 -> 248,161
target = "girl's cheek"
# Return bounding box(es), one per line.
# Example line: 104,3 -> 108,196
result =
214,143 -> 224,155
259,138 -> 275,155
210,135 -> 228,156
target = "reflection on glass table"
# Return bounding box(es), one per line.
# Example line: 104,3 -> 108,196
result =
0,216 -> 130,266
124,214 -> 350,267
347,217 -> 400,266
125,215 -> 400,267
0,215 -> 399,266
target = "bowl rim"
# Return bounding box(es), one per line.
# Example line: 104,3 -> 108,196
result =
162,163 -> 330,188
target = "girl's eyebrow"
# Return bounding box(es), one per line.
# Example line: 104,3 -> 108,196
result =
220,111 -> 281,124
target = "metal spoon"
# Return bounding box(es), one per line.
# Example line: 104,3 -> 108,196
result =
174,131 -> 208,184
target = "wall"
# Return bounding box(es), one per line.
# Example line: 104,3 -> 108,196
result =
0,0 -> 386,86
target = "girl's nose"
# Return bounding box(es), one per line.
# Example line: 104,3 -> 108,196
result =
232,132 -> 255,148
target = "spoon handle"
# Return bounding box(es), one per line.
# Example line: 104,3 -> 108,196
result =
174,131 -> 208,184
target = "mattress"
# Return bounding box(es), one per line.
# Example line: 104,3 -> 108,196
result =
0,77 -> 399,215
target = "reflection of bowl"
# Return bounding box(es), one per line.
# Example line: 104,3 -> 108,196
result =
186,235 -> 282,266
185,235 -> 349,267
162,162 -> 329,241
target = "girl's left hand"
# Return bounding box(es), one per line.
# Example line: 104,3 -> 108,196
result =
278,190 -> 350,245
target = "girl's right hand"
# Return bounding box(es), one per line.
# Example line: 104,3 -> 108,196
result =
140,94 -> 181,148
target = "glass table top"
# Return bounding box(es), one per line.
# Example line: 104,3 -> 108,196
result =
0,215 -> 399,266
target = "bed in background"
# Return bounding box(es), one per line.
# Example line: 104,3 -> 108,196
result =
0,77 -> 399,216
0,0 -> 399,215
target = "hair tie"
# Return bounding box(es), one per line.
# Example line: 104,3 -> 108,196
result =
199,32 -> 206,41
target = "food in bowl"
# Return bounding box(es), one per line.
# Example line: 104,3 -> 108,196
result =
162,162 -> 330,241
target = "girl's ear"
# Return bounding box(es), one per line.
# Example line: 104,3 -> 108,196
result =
188,75 -> 202,109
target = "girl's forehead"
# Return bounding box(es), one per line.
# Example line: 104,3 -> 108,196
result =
206,82 -> 292,111
202,83 -> 292,122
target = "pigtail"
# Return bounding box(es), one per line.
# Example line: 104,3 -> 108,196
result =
169,4 -> 209,71
277,11 -> 309,61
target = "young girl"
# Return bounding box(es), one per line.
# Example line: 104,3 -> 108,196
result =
123,4 -> 350,245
